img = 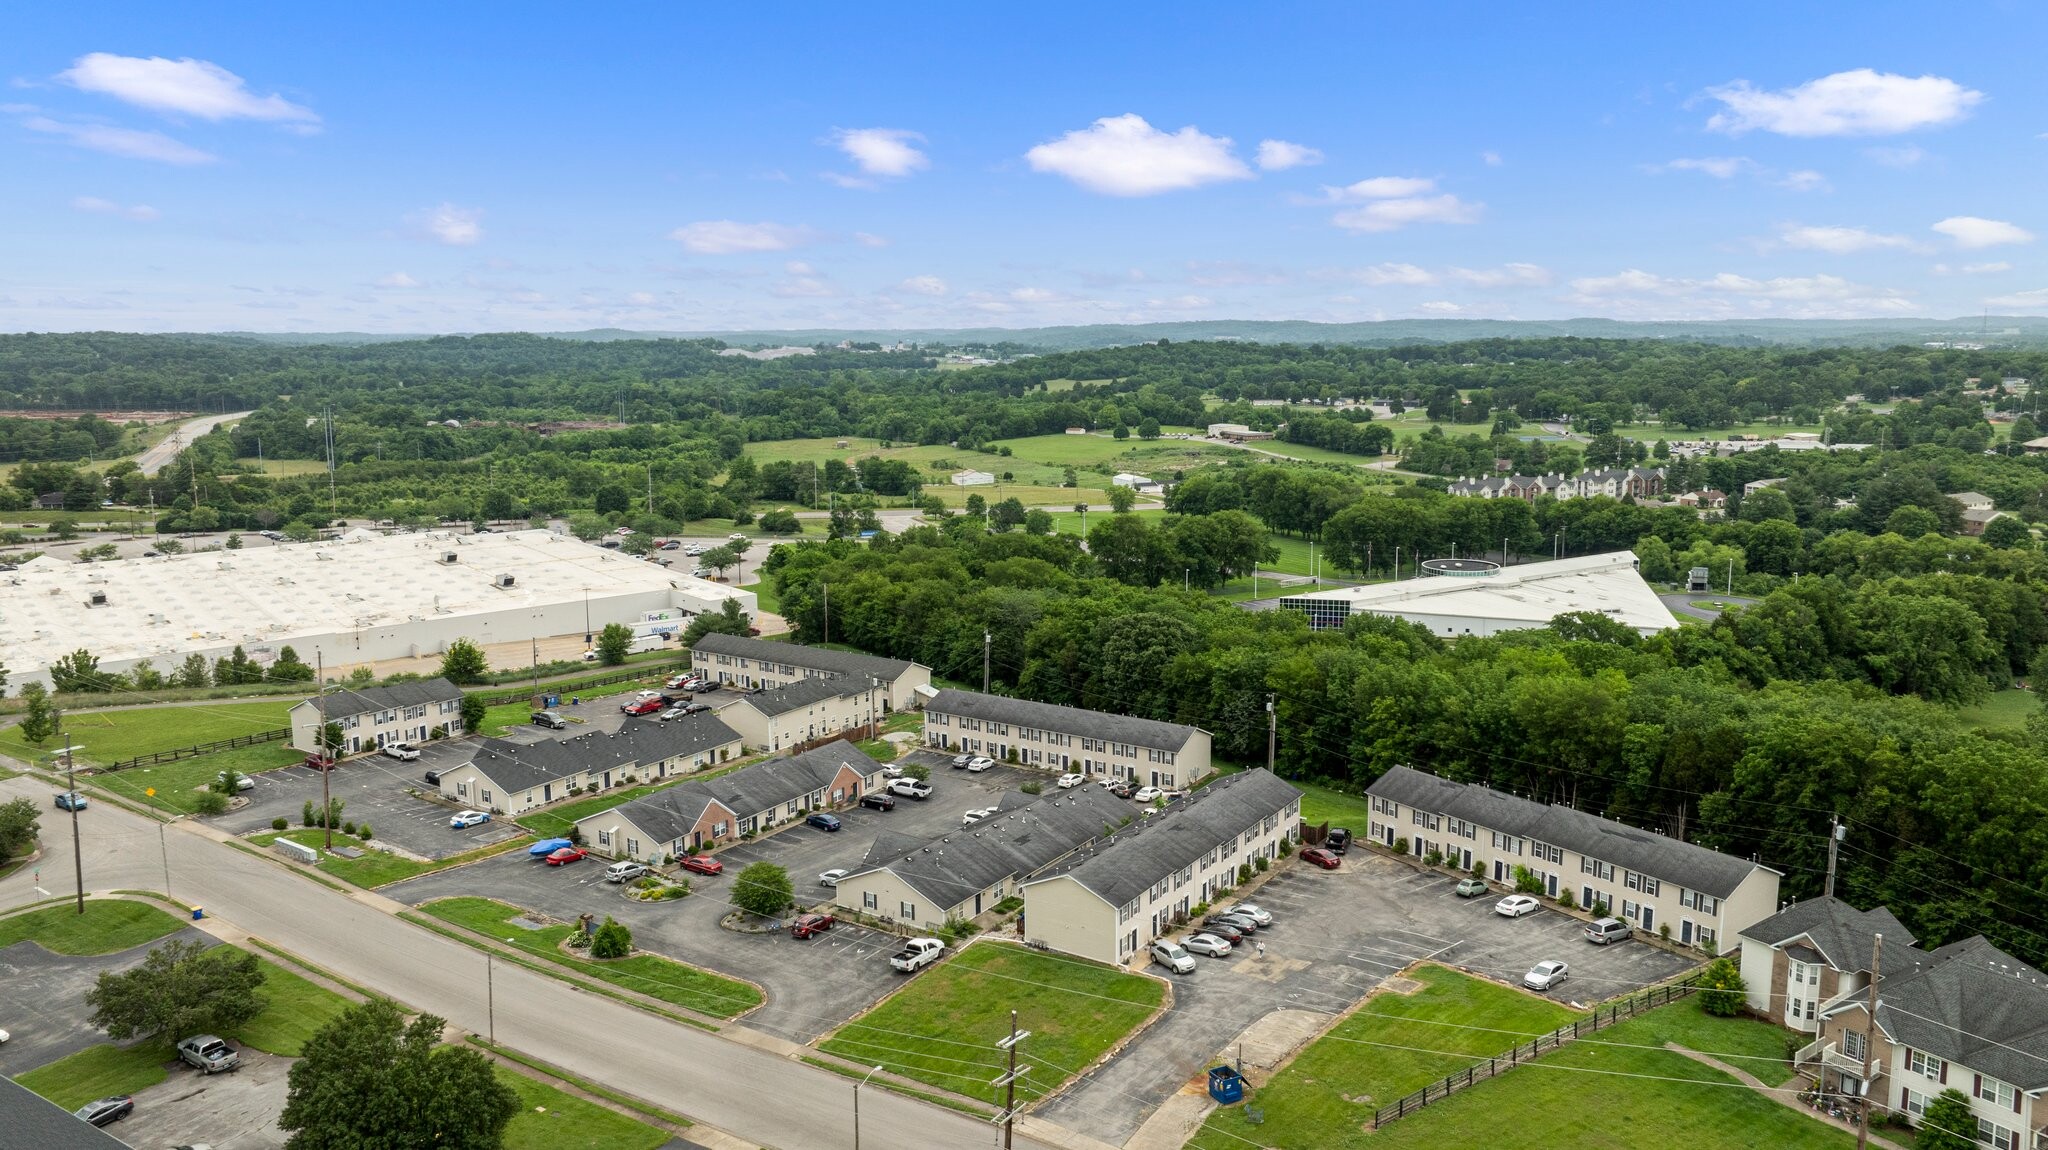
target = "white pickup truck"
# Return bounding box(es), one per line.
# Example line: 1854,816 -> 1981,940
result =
889,938 -> 945,973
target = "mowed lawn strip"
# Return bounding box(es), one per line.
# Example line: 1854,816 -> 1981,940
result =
251,828 -> 533,888
89,742 -> 304,814
420,896 -> 762,1019
517,787 -> 659,839
1191,964 -> 1579,1150
818,942 -> 1164,1105
0,899 -> 187,954
497,1065 -> 671,1150
0,699 -> 296,764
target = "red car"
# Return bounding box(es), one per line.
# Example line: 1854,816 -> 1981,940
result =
303,754 -> 337,771
545,846 -> 587,866
679,854 -> 723,876
791,912 -> 835,939
621,697 -> 664,716
1300,847 -> 1342,870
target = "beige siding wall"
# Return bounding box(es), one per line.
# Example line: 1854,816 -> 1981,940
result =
721,696 -> 866,752
691,651 -> 927,712
1022,876 -> 1118,966
289,702 -> 325,753
834,869 -> 959,932
924,712 -> 1214,789
438,764 -> 502,812
1718,867 -> 1782,940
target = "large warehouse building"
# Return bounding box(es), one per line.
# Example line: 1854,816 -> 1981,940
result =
0,528 -> 755,688
1273,551 -> 1677,638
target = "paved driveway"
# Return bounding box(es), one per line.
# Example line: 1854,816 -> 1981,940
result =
0,928 -> 206,1077
1037,850 -> 1698,1143
380,759 -> 1046,1042
206,752 -> 522,859
116,1047 -> 292,1149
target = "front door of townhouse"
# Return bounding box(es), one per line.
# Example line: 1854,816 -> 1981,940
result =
1680,919 -> 1693,945
542,784 -> 553,803
1494,858 -> 1506,883
974,893 -> 983,914
1640,906 -> 1654,932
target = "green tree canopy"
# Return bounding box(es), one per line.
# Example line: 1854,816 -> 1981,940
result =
280,999 -> 518,1150
86,938 -> 267,1044
439,638 -> 489,684
731,861 -> 793,918
595,622 -> 634,665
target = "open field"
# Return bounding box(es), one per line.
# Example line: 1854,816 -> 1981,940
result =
745,437 -> 1060,484
817,942 -> 1163,1106
0,699 -> 296,766
232,457 -> 332,476
990,432 -> 1244,476
87,743 -> 305,814
1190,964 -> 1580,1150
1615,421 -> 1828,443
1957,687 -> 2038,732
498,1065 -> 670,1150
420,896 -> 763,1019
926,483 -> 1081,508
238,951 -> 358,1055
0,899 -> 187,954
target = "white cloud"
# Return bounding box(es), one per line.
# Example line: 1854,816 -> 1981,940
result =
1932,216 -> 2034,249
1324,175 -> 1438,200
59,53 -> 318,127
772,262 -> 834,297
1569,267 -> 1915,316
1481,150 -> 1504,166
1449,263 -> 1552,287
853,232 -> 889,248
669,220 -> 816,254
1704,69 -> 1984,137
70,195 -> 158,221
1350,262 -> 1436,286
625,291 -> 658,306
1025,113 -> 1252,196
418,204 -> 483,246
1948,262 -> 2011,275
898,275 -> 949,296
1777,224 -> 1917,253
376,272 -> 420,288
1864,144 -> 1927,167
1185,260 -> 1287,286
23,114 -> 214,163
1780,169 -> 1830,192
831,127 -> 928,177
1419,300 -> 1463,314
1333,194 -> 1481,233
1985,287 -> 2048,310
1010,287 -> 1063,303
1654,156 -> 1756,179
1325,261 -> 1547,287
1145,294 -> 1214,310
1255,139 -> 1323,170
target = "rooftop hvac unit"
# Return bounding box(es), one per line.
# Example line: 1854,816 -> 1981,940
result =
496,573 -> 516,588
440,551 -> 459,564
87,590 -> 108,607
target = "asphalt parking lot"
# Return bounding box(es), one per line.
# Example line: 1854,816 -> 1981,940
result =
381,755 -> 1050,1042
1037,849 -> 1699,1143
207,750 -> 522,859
116,1047 -> 292,1150
0,927 -> 207,1078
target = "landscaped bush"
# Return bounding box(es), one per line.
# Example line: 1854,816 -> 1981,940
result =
1237,863 -> 1253,883
1557,891 -> 1576,910
1591,900 -> 1610,918
1254,856 -> 1270,873
193,790 -> 230,816
591,916 -> 632,959
1394,837 -> 1409,855
1423,849 -> 1443,867
357,824 -> 373,841
272,817 -> 288,831
566,825 -> 583,845
302,800 -> 315,827
342,821 -> 358,837
1019,780 -> 1042,795
1513,864 -> 1545,895
1697,957 -> 1745,1017
1277,839 -> 1292,857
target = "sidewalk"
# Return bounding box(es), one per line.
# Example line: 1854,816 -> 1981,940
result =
1664,1043 -> 1906,1150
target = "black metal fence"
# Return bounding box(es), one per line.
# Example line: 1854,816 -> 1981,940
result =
472,660 -> 691,707
104,727 -> 291,771
1371,974 -> 1703,1129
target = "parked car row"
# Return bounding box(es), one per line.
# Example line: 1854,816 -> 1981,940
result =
1153,903 -> 1276,974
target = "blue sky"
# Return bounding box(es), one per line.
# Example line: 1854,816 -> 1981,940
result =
3,2 -> 2045,333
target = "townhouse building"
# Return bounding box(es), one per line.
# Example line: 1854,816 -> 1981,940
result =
833,785 -> 1131,931
1020,768 -> 1301,966
1737,897 -> 1916,1030
922,688 -> 1213,790
435,712 -> 741,816
1446,466 -> 1665,504
1365,765 -> 1781,947
575,740 -> 888,863
289,677 -> 466,754
718,676 -> 877,752
689,632 -> 931,712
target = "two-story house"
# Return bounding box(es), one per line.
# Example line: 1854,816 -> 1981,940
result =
288,677 -> 466,754
922,688 -> 1213,790
1737,897 -> 1916,1030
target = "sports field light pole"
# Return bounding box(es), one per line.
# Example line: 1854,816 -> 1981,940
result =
851,1064 -> 883,1150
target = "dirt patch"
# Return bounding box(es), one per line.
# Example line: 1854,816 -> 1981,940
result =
1382,975 -> 1426,995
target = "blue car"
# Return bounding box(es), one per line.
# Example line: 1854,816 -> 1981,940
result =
54,791 -> 87,811
805,812 -> 842,832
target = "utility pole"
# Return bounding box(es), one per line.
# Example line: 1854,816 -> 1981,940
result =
63,731 -> 83,914
1854,934 -> 1882,1150
318,653 -> 332,849
646,465 -> 654,514
1266,694 -> 1277,775
531,638 -> 539,698
1824,815 -> 1842,899
822,582 -> 830,645
993,1013 -> 1031,1150
983,631 -> 992,693
159,822 -> 172,904
487,953 -> 495,1043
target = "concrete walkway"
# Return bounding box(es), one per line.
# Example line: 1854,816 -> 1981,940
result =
1664,1043 -> 1906,1150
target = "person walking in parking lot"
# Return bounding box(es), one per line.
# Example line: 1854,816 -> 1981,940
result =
1256,941 -> 1266,960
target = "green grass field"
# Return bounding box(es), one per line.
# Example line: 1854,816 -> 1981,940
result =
740,578 -> 781,614
251,828 -> 532,889
0,699 -> 296,766
1344,998 -> 1855,1150
0,900 -> 187,954
925,483 -> 1086,508
744,436 -> 1063,485
989,432 -> 1245,477
232,457 -> 332,476
477,701 -> 537,736
1615,421 -> 1828,443
1191,964 -> 1580,1150
420,897 -> 762,1019
1294,778 -> 1377,830
818,942 -> 1163,1106
238,951 -> 357,1055
515,787 -> 661,839
498,1065 -> 670,1150
1957,688 -> 2039,732
85,742 -> 305,814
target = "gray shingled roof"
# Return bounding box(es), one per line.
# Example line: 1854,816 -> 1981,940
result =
1738,896 -> 1917,973
1367,765 -> 1767,899
925,689 -> 1204,753
1028,769 -> 1302,908
590,739 -> 887,845
691,632 -> 916,680
465,713 -> 740,794
0,1076 -> 131,1149
848,785 -> 1133,911
307,676 -> 464,718
736,675 -> 863,718
1869,937 -> 2048,1091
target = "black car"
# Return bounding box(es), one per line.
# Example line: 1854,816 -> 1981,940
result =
423,768 -> 442,786
681,702 -> 711,715
1327,827 -> 1353,855
660,692 -> 691,705
860,793 -> 896,811
75,1095 -> 134,1126
1209,912 -> 1259,935
1199,918 -> 1245,943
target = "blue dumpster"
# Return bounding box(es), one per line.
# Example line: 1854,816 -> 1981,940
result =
191,907 -> 205,921
1207,1066 -> 1245,1105
544,694 -> 559,708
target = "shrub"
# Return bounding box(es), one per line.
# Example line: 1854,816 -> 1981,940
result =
1591,900 -> 1610,918
566,824 -> 583,846
1697,957 -> 1745,1017
732,861 -> 794,918
1191,901 -> 1210,918
1513,865 -> 1545,895
1254,856 -> 1270,874
302,800 -> 315,827
193,791 -> 230,816
1277,839 -> 1292,857
1659,922 -> 1671,942
343,822 -> 358,837
1423,849 -> 1443,867
1019,780 -> 1042,795
565,931 -> 591,950
657,882 -> 689,900
992,896 -> 1023,916
358,824 -> 373,841
1237,863 -> 1253,884
272,817 -> 288,831
591,916 -> 632,959
1557,890 -> 1576,910
1394,837 -> 1410,855
1472,862 -> 1485,878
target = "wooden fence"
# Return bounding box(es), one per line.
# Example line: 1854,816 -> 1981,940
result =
473,660 -> 691,707
1371,973 -> 1703,1129
104,727 -> 292,771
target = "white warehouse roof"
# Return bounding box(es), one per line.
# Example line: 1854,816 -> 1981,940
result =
0,529 -> 755,685
1275,551 -> 1678,637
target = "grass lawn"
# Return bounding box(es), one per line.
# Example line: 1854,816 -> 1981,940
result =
86,742 -> 304,815
237,951 -> 356,1055
515,787 -> 660,839
251,828 -> 531,889
1957,688 -> 2038,732
477,701 -> 537,736
420,897 -> 762,1019
498,1065 -> 671,1150
988,433 -> 1245,477
1191,964 -> 1580,1150
818,942 -> 1163,1106
0,900 -> 187,954
743,436 -> 1065,485
0,699 -> 296,765
232,457 -> 332,476
1615,420 -> 1827,443
1296,778 -> 1376,829
15,1041 -> 171,1110
740,577 -> 782,614
1345,999 -> 1856,1150
925,483 -> 1084,508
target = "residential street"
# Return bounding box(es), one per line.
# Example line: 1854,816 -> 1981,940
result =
0,775 -> 1060,1150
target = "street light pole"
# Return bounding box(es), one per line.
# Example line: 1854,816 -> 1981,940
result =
852,1064 -> 883,1150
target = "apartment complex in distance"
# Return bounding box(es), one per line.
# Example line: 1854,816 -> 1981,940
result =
922,688 -> 1213,789
688,633 -> 930,712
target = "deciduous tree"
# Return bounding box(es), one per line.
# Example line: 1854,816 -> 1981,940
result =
732,861 -> 793,918
439,638 -> 489,684
86,938 -> 267,1044
596,622 -> 634,665
280,999 -> 518,1150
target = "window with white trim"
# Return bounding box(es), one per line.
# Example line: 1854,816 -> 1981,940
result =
1841,1029 -> 1864,1060
1977,1076 -> 2016,1110
1901,1088 -> 1926,1118
1906,1049 -> 1943,1079
863,892 -> 878,910
899,901 -> 916,920
1975,1117 -> 2016,1150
